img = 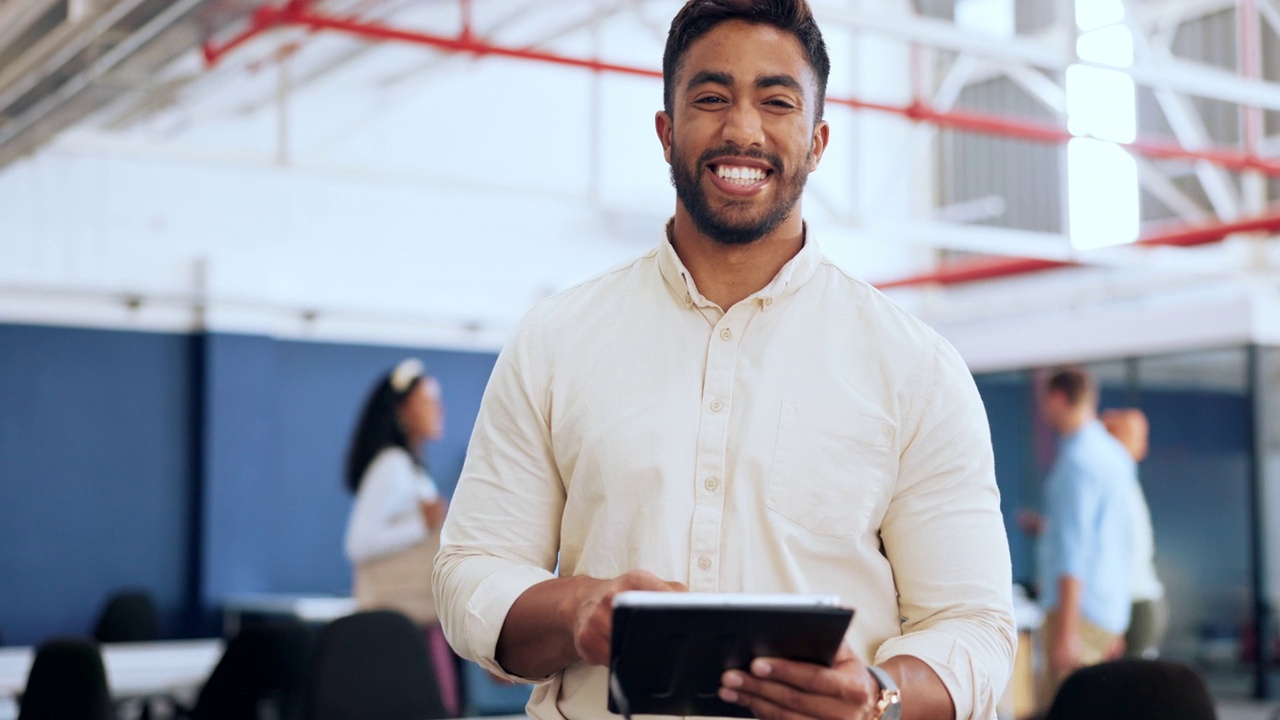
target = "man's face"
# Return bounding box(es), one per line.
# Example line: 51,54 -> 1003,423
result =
1041,390 -> 1068,432
657,20 -> 829,245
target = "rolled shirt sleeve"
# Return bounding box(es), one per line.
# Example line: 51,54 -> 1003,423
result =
433,310 -> 564,682
874,337 -> 1017,720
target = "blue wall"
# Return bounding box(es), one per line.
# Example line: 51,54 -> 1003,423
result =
974,374 -> 1035,583
200,334 -> 498,614
1141,389 -> 1252,657
0,323 -> 498,645
0,324 -> 196,644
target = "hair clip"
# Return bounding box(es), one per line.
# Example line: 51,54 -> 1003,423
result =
390,358 -> 426,393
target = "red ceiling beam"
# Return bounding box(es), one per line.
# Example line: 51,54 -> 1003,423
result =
875,209 -> 1280,289
202,3 -> 1280,177
203,3 -> 662,79
199,3 -> 1280,289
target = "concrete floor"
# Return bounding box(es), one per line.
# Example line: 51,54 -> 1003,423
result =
1218,699 -> 1280,720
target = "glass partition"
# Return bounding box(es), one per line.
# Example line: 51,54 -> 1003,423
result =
975,345 -> 1268,699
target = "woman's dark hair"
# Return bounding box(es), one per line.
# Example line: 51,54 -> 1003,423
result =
662,0 -> 831,122
344,368 -> 425,494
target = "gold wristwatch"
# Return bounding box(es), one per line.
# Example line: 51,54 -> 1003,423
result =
866,665 -> 901,720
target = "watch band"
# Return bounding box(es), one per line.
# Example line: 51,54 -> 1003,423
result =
866,665 -> 902,720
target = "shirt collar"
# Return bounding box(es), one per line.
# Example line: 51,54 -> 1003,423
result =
656,219 -> 822,310
1060,418 -> 1105,447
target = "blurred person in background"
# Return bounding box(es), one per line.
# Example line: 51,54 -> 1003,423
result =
344,357 -> 460,714
1036,367 -> 1136,710
1101,407 -> 1167,660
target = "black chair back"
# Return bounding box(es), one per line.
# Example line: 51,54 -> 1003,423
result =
93,589 -> 159,643
18,637 -> 116,720
191,620 -> 316,720
1044,658 -> 1218,720
304,610 -> 447,720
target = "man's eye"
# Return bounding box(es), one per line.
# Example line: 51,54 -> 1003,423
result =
766,100 -> 795,109
694,96 -> 727,104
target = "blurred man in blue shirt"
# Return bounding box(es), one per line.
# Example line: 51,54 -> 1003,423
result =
1036,367 -> 1136,708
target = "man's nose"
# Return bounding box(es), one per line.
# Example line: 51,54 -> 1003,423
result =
722,102 -> 765,148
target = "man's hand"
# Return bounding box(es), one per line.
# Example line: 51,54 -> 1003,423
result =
496,570 -> 685,679
1049,627 -> 1082,679
1105,635 -> 1126,660
571,569 -> 686,666
1016,509 -> 1045,537
717,642 -> 880,720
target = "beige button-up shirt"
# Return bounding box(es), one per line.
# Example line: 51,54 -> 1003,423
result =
434,231 -> 1016,720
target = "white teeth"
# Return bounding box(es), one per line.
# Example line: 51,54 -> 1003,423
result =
715,165 -> 767,185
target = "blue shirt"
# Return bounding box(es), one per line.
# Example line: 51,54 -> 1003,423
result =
1038,420 -> 1136,634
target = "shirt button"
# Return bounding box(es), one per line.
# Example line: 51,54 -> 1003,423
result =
710,399 -> 724,412
762,297 -> 774,308
720,328 -> 733,341
697,556 -> 711,571
704,477 -> 718,491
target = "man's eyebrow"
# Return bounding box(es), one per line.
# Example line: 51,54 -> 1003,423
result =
756,74 -> 803,93
685,70 -> 733,91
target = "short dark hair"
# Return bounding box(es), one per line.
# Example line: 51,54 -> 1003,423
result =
1046,367 -> 1094,407
662,0 -> 831,122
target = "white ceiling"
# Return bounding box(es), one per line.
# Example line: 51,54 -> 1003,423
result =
5,0 -> 1280,363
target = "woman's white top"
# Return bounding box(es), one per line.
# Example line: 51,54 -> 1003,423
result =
344,447 -> 439,564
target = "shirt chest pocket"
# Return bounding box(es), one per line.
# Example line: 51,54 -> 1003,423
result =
766,402 -> 898,537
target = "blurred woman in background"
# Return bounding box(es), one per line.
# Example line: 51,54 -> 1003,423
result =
344,357 -> 459,714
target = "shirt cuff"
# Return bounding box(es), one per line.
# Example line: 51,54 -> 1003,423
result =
874,632 -> 998,720
464,563 -> 558,683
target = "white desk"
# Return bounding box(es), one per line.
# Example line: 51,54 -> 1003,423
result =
0,638 -> 223,720
221,593 -> 357,636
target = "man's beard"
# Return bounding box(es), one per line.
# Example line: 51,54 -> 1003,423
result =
670,141 -> 810,246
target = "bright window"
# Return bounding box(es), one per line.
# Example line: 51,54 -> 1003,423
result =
1066,0 -> 1139,249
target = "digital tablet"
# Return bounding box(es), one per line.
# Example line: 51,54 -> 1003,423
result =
607,592 -> 854,718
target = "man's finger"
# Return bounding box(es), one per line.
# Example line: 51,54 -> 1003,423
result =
720,675 -> 851,720
719,688 -> 813,720
745,657 -> 858,700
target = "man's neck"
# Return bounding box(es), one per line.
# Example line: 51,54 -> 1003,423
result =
668,208 -> 806,310
1058,411 -> 1095,437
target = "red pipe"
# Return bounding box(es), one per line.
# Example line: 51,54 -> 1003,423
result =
199,3 -> 1280,288
204,5 -> 662,79
875,209 -> 1280,289
202,5 -> 1280,177
828,99 -> 1280,176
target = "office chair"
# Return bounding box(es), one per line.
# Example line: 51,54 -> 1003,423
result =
93,589 -> 160,643
1043,658 -> 1218,720
304,609 -> 448,720
182,620 -> 315,720
18,637 -> 116,720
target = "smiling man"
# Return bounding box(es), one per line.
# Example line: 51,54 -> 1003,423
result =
433,2 -> 1016,720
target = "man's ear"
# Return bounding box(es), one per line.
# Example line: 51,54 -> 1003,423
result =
808,119 -> 830,172
656,110 -> 674,165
